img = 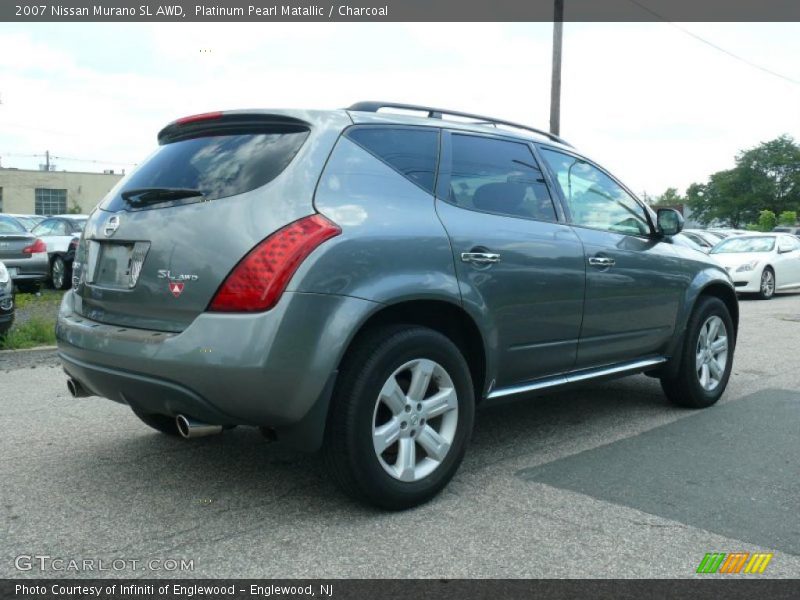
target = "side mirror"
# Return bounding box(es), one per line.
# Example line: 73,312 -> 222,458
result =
657,208 -> 684,236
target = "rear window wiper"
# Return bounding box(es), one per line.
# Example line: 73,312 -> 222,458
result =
121,187 -> 205,205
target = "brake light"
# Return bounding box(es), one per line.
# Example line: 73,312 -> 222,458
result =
23,239 -> 47,254
209,214 -> 341,312
176,111 -> 223,126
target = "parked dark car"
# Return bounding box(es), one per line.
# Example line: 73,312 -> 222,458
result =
0,261 -> 14,338
57,102 -> 739,509
0,215 -> 49,293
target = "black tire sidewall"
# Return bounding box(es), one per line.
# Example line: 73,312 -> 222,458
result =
681,297 -> 735,405
340,327 -> 474,508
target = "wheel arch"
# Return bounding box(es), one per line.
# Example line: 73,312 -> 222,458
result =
339,298 -> 489,404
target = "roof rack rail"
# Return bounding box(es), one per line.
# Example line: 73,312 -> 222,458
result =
347,101 -> 572,147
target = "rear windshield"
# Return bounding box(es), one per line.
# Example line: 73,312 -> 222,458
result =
101,130 -> 309,211
0,217 -> 26,234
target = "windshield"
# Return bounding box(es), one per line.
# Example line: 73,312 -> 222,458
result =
711,236 -> 775,254
0,217 -> 26,234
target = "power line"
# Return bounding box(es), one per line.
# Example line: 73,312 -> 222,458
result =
626,0 -> 800,87
0,151 -> 136,166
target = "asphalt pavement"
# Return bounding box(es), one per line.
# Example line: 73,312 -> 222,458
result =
1,294 -> 799,579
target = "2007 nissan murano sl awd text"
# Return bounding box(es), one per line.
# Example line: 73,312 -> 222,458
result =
57,102 -> 738,509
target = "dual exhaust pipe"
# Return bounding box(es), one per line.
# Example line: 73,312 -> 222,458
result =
66,378 -> 222,439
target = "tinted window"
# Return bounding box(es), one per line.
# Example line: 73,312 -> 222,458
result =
0,217 -> 26,234
101,130 -> 309,211
347,127 -> 438,194
540,148 -> 649,236
448,134 -> 557,221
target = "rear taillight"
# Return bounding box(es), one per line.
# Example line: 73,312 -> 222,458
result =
209,214 -> 341,313
22,239 -> 47,254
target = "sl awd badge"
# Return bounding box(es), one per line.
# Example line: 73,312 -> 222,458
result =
157,270 -> 198,299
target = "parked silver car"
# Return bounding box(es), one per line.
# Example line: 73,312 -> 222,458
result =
57,102 -> 738,508
0,215 -> 49,292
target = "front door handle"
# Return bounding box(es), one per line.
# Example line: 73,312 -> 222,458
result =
588,256 -> 616,268
461,252 -> 501,265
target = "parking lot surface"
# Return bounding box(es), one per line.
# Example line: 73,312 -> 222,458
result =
1,294 -> 799,578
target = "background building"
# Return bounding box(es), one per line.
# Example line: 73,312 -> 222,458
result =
0,168 -> 123,215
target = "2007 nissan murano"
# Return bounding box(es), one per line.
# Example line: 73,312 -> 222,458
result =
57,102 -> 738,509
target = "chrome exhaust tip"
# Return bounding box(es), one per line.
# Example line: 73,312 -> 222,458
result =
175,414 -> 223,439
67,378 -> 90,398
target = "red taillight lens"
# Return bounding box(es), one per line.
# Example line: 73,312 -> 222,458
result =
209,214 -> 341,313
176,111 -> 223,126
23,239 -> 47,254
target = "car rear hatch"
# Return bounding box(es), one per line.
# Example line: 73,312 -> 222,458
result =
74,109 -> 349,332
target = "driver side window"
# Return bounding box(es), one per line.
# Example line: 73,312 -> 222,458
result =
539,148 -> 650,236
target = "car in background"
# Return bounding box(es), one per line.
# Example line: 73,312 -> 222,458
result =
3,213 -> 45,232
0,215 -> 49,293
708,228 -> 748,238
0,261 -> 14,338
772,225 -> 800,239
679,230 -> 718,252
710,233 -> 800,299
673,232 -> 711,253
30,215 -> 88,289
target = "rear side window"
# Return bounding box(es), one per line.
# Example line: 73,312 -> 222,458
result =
0,217 -> 26,233
346,127 -> 438,194
448,134 -> 557,222
101,130 -> 309,211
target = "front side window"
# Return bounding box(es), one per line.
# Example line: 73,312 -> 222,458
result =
35,188 -> 67,216
346,127 -> 438,194
447,134 -> 557,222
539,148 -> 649,236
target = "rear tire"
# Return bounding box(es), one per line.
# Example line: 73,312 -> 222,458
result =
131,407 -> 181,436
757,267 -> 775,300
324,325 -> 475,510
660,296 -> 735,409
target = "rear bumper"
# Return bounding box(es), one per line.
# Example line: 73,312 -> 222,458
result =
56,290 -> 379,450
4,253 -> 49,282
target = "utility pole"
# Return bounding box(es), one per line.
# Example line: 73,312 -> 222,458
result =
45,150 -> 50,171
549,0 -> 564,136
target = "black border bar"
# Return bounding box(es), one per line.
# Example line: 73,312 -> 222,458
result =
4,0 -> 800,22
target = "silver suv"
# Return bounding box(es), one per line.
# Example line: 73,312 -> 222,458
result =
57,102 -> 738,509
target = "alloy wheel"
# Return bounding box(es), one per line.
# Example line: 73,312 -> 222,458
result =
695,315 -> 728,391
372,358 -> 459,482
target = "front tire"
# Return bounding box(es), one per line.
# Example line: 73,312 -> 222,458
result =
757,267 -> 775,300
661,296 -> 735,409
324,325 -> 475,510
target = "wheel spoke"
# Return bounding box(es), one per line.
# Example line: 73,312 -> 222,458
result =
700,363 -> 710,388
379,377 -> 407,415
708,357 -> 723,379
416,425 -> 450,462
420,387 -> 458,419
707,317 -> 720,340
373,418 -> 401,454
395,438 -> 416,481
710,336 -> 728,355
407,359 -> 435,401
696,351 -> 705,370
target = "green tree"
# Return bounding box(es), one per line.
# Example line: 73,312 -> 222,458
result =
684,135 -> 800,228
652,187 -> 684,208
778,210 -> 797,226
757,209 -> 777,232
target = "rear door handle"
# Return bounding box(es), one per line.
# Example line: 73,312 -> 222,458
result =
461,252 -> 501,265
588,256 -> 615,268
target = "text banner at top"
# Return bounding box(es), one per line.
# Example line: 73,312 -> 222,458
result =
4,0 -> 800,22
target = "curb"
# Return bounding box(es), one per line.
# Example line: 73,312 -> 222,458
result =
0,345 -> 58,354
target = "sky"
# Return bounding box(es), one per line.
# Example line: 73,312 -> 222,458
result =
0,22 -> 799,199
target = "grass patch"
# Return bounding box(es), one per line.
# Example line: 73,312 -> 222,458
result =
0,316 -> 57,350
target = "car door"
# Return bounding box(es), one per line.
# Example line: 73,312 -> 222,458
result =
537,145 -> 688,369
775,235 -> 800,287
435,131 -> 586,387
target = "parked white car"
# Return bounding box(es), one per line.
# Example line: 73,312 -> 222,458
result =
710,233 -> 800,299
30,215 -> 87,289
